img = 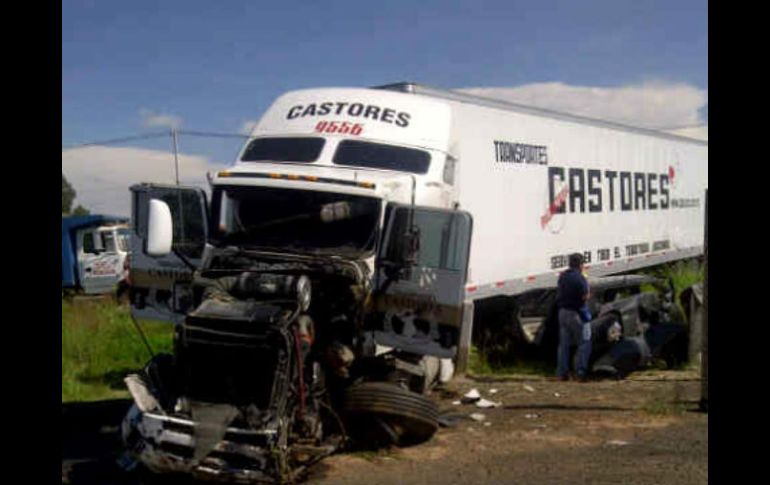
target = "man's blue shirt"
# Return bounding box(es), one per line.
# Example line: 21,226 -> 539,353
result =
556,269 -> 588,312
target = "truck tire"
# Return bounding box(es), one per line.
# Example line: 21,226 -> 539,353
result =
342,382 -> 439,447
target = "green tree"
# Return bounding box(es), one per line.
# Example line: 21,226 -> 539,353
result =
72,205 -> 90,216
62,174 -> 76,214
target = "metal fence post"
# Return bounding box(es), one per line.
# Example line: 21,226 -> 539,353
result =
700,189 -> 708,412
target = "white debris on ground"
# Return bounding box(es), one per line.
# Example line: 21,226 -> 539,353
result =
606,440 -> 631,446
489,389 -> 499,394
475,398 -> 502,408
484,422 -> 492,427
554,392 -> 561,398
524,413 -> 540,419
464,389 -> 481,400
469,413 -> 487,422
452,400 -> 462,406
523,384 -> 536,393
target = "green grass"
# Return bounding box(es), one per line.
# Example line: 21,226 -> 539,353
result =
468,345 -> 552,377
62,298 -> 174,402
641,259 -> 703,301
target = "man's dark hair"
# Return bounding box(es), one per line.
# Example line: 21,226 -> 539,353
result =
568,253 -> 584,269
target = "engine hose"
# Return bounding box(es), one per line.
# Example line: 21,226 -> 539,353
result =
293,327 -> 306,418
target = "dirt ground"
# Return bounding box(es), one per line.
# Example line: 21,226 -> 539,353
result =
62,370 -> 707,485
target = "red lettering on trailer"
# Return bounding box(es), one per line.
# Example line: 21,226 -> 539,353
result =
541,185 -> 569,229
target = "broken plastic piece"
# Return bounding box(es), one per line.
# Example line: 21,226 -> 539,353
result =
475,398 -> 501,409
462,388 -> 482,404
469,413 -> 486,422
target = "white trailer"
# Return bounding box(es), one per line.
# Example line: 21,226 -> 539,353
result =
376,83 -> 708,298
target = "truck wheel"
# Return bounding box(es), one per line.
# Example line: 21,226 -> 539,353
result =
342,382 -> 439,448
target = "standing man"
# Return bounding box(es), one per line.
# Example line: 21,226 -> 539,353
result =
555,253 -> 592,381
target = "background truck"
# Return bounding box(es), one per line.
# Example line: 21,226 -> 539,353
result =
62,215 -> 130,295
121,82 -> 707,482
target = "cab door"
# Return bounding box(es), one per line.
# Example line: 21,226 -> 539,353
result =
78,227 -> 122,294
370,203 -> 473,358
129,184 -> 208,325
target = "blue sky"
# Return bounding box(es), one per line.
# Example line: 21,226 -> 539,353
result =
62,0 -> 707,215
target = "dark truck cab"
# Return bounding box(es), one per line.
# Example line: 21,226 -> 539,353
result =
121,183 -> 472,483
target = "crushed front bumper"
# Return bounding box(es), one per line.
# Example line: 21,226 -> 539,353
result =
122,405 -> 339,484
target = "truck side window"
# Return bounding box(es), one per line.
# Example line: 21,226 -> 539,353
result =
82,232 -> 96,254
101,231 -> 117,253
155,190 -> 207,259
389,208 -> 470,271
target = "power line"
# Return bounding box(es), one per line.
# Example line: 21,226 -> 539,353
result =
177,130 -> 251,139
62,129 -> 251,150
61,131 -> 170,150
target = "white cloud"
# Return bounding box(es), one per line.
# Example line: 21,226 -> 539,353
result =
458,81 -> 708,140
62,146 -> 225,216
240,120 -> 258,136
139,108 -> 183,130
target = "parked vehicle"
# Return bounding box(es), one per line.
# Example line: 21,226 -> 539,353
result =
61,215 -> 130,295
121,83 -> 707,482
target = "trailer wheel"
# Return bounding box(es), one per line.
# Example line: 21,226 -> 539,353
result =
342,382 -> 439,448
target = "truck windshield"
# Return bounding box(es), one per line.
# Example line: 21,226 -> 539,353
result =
210,185 -> 381,256
240,137 -> 325,163
333,140 -> 431,174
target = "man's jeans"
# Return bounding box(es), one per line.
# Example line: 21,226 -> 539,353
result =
557,308 -> 593,378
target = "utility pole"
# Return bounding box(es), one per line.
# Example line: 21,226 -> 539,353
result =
171,128 -> 180,185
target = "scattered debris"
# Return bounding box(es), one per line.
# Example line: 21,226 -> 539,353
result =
606,440 -> 631,446
475,398 -> 502,409
437,415 -> 462,428
452,400 -> 462,406
554,392 -> 561,398
523,385 -> 535,393
484,422 -> 492,427
524,413 -> 540,419
469,413 -> 487,422
489,388 -> 499,394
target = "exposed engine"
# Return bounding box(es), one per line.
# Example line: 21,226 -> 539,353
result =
121,251 -> 443,483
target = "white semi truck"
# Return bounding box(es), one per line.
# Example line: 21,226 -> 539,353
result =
122,83 -> 707,482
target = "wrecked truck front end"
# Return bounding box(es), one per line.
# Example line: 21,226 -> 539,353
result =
122,180 -> 473,482
122,274 -> 344,483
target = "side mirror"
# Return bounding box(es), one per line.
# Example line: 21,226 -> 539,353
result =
385,226 -> 420,281
147,199 -> 173,256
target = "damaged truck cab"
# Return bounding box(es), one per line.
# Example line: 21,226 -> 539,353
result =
122,88 -> 473,482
